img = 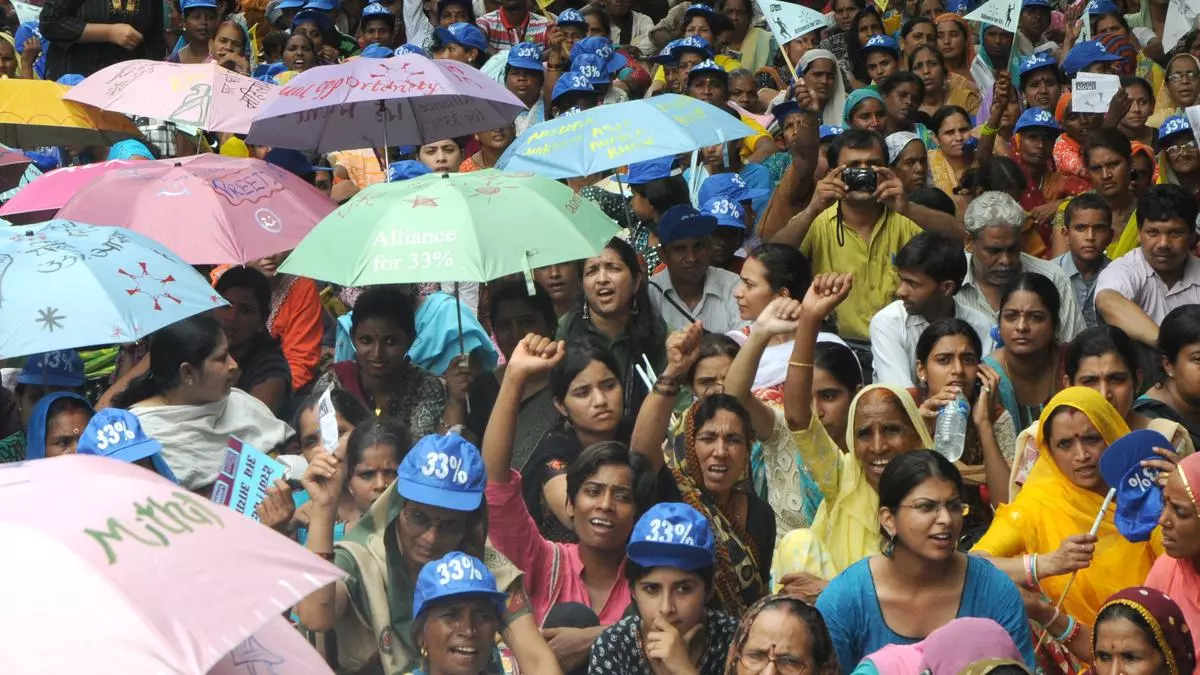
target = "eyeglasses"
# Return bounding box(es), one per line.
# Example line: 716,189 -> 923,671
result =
739,651 -> 810,675
1168,71 -> 1200,83
900,499 -> 970,516
1167,140 -> 1199,158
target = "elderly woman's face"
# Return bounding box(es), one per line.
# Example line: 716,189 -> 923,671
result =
418,598 -> 501,675
852,389 -> 921,491
1159,468 -> 1200,559
695,408 -> 750,496
736,608 -> 824,675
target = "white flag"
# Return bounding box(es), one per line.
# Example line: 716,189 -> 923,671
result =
964,0 -> 1021,33
757,0 -> 831,48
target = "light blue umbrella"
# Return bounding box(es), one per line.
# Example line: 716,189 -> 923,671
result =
0,220 -> 228,359
495,94 -> 757,179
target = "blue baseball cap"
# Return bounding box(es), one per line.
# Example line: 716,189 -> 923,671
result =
18,350 -> 84,387
1022,0 -> 1051,9
651,35 -> 713,64
396,434 -> 487,511
1014,107 -> 1061,134
658,204 -> 717,245
264,148 -> 317,178
76,409 -> 178,482
395,43 -> 427,56
1018,51 -> 1058,82
700,197 -> 746,230
616,156 -> 682,185
435,22 -> 488,53
56,74 -> 85,86
304,0 -> 338,11
773,100 -> 803,122
292,9 -> 333,31
180,0 -> 219,11
698,172 -> 767,204
508,41 -> 544,71
819,124 -> 845,142
570,36 -> 628,75
1063,39 -> 1120,76
413,552 -> 508,619
572,53 -> 609,85
862,34 -> 899,57
387,159 -> 432,182
278,0 -> 306,9
360,43 -> 395,58
686,58 -> 727,84
360,2 -> 392,19
682,2 -> 717,20
557,7 -> 586,27
1099,429 -> 1171,543
551,71 -> 595,103
1159,114 -> 1193,143
627,503 -> 716,570
1086,0 -> 1120,14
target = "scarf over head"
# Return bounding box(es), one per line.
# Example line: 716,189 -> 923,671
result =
799,49 -> 847,127
1094,586 -> 1197,675
1145,452 -> 1200,657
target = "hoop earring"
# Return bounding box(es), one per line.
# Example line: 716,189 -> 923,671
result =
882,532 -> 897,557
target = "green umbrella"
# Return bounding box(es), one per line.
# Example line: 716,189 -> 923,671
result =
278,169 -> 620,287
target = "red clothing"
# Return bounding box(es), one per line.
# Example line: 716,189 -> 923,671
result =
268,275 -> 323,392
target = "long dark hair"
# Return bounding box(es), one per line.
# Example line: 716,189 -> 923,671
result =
848,6 -> 885,82
114,315 -> 225,408
878,450 -> 964,544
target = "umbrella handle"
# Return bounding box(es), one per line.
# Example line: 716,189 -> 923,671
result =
522,250 -> 535,297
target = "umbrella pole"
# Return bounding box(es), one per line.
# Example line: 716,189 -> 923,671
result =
454,281 -> 470,416
378,101 -> 391,169
616,179 -> 637,231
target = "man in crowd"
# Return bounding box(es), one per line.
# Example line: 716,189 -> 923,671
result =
648,204 -> 746,333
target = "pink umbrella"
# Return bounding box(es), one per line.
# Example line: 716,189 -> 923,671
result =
64,60 -> 277,134
209,616 -> 334,675
0,455 -> 344,674
245,54 -> 526,153
55,154 -> 337,265
0,159 -> 138,224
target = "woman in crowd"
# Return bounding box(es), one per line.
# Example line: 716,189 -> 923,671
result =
916,319 -> 1015,514
1118,77 -> 1157,147
408,552 -> 508,675
982,273 -> 1063,430
1012,326 -> 1194,495
631,321 -> 775,615
974,387 -> 1163,628
291,12 -> 338,65
24,392 -> 94,460
1156,115 -> 1200,196
1091,587 -> 1197,675
459,126 -> 516,173
214,266 -> 292,416
1137,305 -> 1200,450
910,45 -> 980,119
558,238 -> 666,417
587,502 -> 738,675
724,595 -> 841,675
928,105 -> 975,213
534,263 -> 582,321
816,0 -> 865,80
975,22 -> 1019,84
1146,452 -> 1200,656
887,131 -> 930,191
317,286 -> 450,438
1149,54 -> 1200,128
1019,52 -> 1063,111
243,250 -> 324,396
900,17 -> 935,61
794,49 -> 848,128
209,20 -> 250,73
116,315 -> 289,493
522,339 -> 629,543
976,73 -> 1023,159
622,157 -> 690,271
817,451 -> 1036,671
844,89 -> 887,135
417,139 -> 465,174
296,433 -> 559,675
717,0 -> 770,72
934,13 -> 973,81
280,33 -> 317,79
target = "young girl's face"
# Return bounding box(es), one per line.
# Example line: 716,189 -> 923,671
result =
283,35 -> 315,71
184,7 -> 218,43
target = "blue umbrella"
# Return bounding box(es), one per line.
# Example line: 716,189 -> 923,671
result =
0,220 -> 228,359
495,94 -> 757,179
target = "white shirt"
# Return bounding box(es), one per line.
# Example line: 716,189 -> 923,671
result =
869,299 -> 997,389
649,267 -> 747,333
1094,248 -> 1200,324
610,11 -> 656,57
957,251 -> 1086,343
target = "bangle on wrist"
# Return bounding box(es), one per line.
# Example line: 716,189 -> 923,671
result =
1051,615 -> 1077,642
653,383 -> 680,396
980,122 -> 999,137
1031,553 -> 1041,585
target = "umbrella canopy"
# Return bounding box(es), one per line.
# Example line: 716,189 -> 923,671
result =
64,60 -> 277,135
245,55 -> 526,153
0,79 -> 142,147
55,155 -> 337,265
496,94 -> 757,179
279,169 -> 619,287
0,220 -> 228,359
0,455 -> 343,674
209,616 -> 334,675
0,160 -> 139,224
0,147 -> 31,191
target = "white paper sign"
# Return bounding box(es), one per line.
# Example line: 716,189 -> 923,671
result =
1071,72 -> 1122,113
756,0 -> 831,48
12,0 -> 40,26
316,387 -> 339,454
1164,0 -> 1200,55
964,0 -> 1021,33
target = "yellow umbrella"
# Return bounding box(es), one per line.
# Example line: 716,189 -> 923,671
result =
0,79 -> 141,148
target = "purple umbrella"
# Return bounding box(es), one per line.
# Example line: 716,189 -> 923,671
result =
244,55 -> 526,153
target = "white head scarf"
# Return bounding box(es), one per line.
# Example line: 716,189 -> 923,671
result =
885,131 -> 921,165
798,49 -> 847,127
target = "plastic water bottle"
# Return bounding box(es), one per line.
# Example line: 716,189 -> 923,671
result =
934,391 -> 969,463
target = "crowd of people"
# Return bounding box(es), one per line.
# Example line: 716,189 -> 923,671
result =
7,0 -> 1200,671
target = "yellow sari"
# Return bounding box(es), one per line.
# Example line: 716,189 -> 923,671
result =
972,387 -> 1164,625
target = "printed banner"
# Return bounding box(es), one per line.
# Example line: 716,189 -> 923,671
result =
756,0 -> 832,47
211,436 -> 285,522
964,0 -> 1020,32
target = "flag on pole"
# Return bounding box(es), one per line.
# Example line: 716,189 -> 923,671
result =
756,0 -> 832,47
964,0 -> 1021,32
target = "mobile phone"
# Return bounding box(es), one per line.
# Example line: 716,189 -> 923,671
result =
841,167 -> 877,194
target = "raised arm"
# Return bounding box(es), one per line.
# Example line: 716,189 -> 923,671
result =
877,166 -> 966,241
482,335 -> 565,485
769,168 -> 844,248
724,297 -> 804,441
757,83 -> 821,242
630,322 -> 702,473
782,273 -> 853,432
294,451 -> 351,632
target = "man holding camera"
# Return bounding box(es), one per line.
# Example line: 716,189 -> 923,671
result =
770,129 -> 965,349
